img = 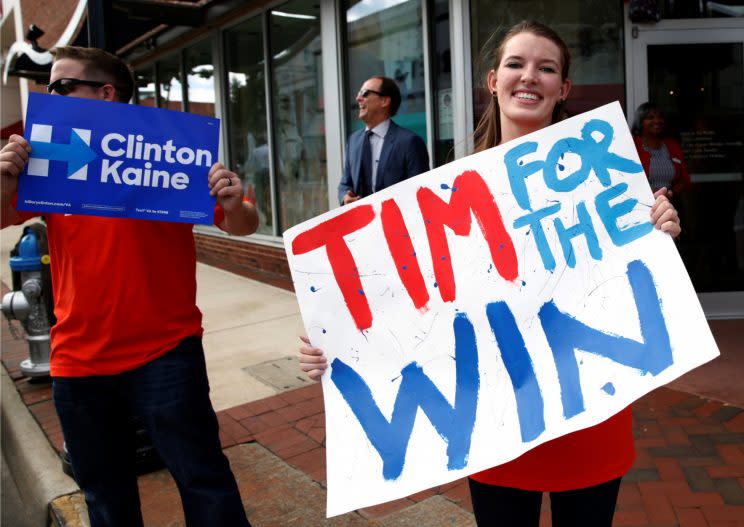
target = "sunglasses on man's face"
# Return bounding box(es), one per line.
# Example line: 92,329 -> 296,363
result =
357,89 -> 386,99
47,78 -> 106,96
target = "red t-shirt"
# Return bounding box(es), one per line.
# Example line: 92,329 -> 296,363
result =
21,207 -> 225,377
470,406 -> 634,491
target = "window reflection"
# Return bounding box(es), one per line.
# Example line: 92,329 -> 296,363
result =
347,0 -> 410,20
345,0 -> 427,142
224,16 -> 272,235
135,68 -> 156,107
470,0 -> 624,127
157,54 -> 182,111
270,0 -> 327,232
184,39 -> 216,117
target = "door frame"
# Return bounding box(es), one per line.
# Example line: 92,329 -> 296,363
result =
625,17 -> 744,119
624,13 -> 744,319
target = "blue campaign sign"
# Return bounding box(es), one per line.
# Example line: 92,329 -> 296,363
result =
17,92 -> 219,224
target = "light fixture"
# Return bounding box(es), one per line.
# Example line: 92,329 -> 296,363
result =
272,10 -> 317,20
3,24 -> 53,82
25,24 -> 46,51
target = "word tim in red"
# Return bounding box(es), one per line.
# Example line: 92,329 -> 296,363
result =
291,170 -> 518,330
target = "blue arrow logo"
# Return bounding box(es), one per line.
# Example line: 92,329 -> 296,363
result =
30,129 -> 98,178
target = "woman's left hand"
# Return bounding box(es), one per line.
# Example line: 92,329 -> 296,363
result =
650,187 -> 681,238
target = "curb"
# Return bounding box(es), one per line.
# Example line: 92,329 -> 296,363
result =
1,367 -> 79,525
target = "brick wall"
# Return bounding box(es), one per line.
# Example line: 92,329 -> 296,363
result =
194,233 -> 293,291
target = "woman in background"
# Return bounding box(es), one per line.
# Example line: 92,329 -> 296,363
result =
632,102 -> 691,196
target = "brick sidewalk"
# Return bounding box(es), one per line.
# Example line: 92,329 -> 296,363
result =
216,383 -> 744,526
3,313 -> 743,526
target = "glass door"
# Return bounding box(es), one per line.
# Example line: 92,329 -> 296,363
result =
627,19 -> 744,318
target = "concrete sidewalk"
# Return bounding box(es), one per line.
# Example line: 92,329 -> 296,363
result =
1,222 -> 743,526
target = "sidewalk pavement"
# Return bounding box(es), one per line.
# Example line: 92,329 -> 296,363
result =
1,222 -> 743,527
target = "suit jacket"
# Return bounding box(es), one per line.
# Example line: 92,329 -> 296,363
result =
337,120 -> 430,204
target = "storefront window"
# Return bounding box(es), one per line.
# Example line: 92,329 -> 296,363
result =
344,0 -> 427,142
470,0 -> 624,128
224,16 -> 272,235
157,54 -> 183,111
135,67 -> 156,107
184,39 -> 216,117
270,0 -> 327,232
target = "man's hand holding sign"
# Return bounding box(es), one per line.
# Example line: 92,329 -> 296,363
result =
208,162 -> 259,235
287,101 -> 716,517
0,135 -> 31,227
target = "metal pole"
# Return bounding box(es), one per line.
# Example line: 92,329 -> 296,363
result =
87,0 -> 113,51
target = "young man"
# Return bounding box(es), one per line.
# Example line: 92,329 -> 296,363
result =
337,76 -> 430,205
0,46 -> 256,527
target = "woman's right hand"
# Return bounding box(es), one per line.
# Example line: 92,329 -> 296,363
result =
299,335 -> 328,381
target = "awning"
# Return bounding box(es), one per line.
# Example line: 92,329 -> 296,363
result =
3,0 -> 219,82
2,0 -> 87,83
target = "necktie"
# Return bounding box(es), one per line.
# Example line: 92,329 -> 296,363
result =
359,130 -> 374,198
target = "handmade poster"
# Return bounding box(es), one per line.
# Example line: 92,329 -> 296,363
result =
17,92 -> 219,224
283,102 -> 719,516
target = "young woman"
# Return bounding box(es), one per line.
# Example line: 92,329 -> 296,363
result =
299,20 -> 681,526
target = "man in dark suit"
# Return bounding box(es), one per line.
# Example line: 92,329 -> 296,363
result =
338,76 -> 430,205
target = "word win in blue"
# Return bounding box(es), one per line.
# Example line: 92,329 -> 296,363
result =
330,259 -> 672,480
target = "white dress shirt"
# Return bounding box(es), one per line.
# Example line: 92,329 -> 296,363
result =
365,119 -> 391,190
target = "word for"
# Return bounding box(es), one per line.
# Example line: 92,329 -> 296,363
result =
101,133 -> 213,167
330,260 -> 672,480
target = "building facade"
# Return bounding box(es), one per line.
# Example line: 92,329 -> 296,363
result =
2,0 -> 743,318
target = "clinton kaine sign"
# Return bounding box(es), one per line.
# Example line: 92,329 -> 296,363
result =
283,103 -> 719,516
18,92 -> 219,224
